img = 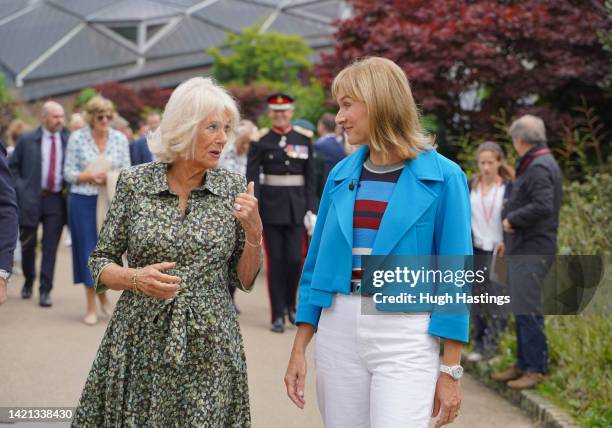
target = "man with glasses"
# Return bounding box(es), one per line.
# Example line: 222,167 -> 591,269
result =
9,101 -> 69,307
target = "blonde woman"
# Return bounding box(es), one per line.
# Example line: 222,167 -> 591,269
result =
285,57 -> 472,427
72,77 -> 261,426
63,96 -> 130,325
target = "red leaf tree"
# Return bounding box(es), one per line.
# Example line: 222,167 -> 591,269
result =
317,0 -> 611,142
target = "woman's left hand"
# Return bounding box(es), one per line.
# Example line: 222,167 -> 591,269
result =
232,181 -> 263,242
432,374 -> 462,427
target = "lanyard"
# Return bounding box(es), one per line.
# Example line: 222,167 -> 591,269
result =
479,178 -> 500,225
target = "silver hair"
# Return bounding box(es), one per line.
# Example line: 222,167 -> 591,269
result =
147,77 -> 240,163
508,114 -> 547,146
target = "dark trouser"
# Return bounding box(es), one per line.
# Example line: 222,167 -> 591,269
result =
508,256 -> 552,374
471,247 -> 507,355
21,193 -> 66,293
263,224 -> 304,322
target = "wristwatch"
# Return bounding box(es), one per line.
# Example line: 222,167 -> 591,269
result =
440,364 -> 464,380
0,269 -> 11,282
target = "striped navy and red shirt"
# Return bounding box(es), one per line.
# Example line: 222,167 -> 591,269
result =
352,158 -> 405,282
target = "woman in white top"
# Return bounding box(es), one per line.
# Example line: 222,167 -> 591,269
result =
63,96 -> 131,325
468,141 -> 514,362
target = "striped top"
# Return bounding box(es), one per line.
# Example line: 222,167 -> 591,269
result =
352,158 -> 405,281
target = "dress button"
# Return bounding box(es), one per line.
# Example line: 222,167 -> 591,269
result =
285,160 -> 290,166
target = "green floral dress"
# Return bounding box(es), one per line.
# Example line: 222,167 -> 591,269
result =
72,162 -> 252,427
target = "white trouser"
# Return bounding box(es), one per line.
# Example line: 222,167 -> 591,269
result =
315,294 -> 440,428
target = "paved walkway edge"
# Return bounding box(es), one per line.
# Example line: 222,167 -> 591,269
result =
464,360 -> 581,428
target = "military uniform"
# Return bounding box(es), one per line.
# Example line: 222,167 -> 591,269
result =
247,122 -> 317,326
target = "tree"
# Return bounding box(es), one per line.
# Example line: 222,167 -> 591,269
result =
0,74 -> 16,136
209,25 -> 312,85
317,0 -> 612,144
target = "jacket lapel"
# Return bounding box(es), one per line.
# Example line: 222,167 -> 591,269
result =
372,149 -> 443,254
329,146 -> 368,246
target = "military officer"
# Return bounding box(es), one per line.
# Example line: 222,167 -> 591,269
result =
247,93 -> 318,333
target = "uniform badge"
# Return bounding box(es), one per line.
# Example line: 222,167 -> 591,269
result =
279,135 -> 287,148
285,144 -> 309,159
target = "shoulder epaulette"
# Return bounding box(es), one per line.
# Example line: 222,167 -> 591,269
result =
293,125 -> 314,139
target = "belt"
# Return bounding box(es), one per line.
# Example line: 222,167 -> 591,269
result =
262,174 -> 305,186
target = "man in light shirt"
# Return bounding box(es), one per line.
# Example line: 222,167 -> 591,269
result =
9,101 -> 69,307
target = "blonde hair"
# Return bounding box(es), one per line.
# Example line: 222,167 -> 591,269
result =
148,77 -> 240,163
5,119 -> 30,147
83,95 -> 115,127
331,57 -> 433,160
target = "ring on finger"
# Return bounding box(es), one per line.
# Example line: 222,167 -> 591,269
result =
233,203 -> 242,211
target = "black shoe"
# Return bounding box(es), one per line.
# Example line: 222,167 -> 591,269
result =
21,285 -> 32,299
270,317 -> 285,333
287,308 -> 296,325
39,292 -> 52,307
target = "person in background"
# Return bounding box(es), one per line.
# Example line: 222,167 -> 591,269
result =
247,94 -> 318,333
492,115 -> 562,389
0,142 -> 18,305
5,119 -> 30,157
111,115 -> 133,142
63,95 -> 131,325
219,118 -> 258,312
129,112 -> 159,166
9,101 -> 69,307
467,141 -> 514,362
314,112 -> 346,175
69,113 -> 87,133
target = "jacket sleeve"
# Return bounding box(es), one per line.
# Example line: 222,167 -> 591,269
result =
246,143 -> 262,200
506,164 -> 554,229
429,171 -> 473,343
63,133 -> 81,184
8,135 -> 24,181
0,150 -> 18,272
88,169 -> 132,293
295,173 -> 334,327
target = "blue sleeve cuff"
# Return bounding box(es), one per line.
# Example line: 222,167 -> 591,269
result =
296,302 -> 322,328
428,313 -> 469,343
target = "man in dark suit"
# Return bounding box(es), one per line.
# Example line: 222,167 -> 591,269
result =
0,141 -> 18,305
492,114 -> 562,389
314,112 -> 346,175
9,101 -> 69,307
247,93 -> 318,333
129,137 -> 153,166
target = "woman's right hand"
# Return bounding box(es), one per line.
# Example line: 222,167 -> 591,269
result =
285,350 -> 308,409
134,262 -> 181,299
92,171 -> 107,185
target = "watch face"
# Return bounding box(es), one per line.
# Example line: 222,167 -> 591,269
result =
452,366 -> 464,379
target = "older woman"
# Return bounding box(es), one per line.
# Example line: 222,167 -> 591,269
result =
64,96 -> 131,325
284,57 -> 472,427
72,77 -> 262,427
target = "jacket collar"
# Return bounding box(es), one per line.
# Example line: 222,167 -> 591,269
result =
147,161 -> 225,196
330,145 -> 443,253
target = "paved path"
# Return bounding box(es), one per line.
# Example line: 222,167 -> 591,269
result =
0,239 -> 536,427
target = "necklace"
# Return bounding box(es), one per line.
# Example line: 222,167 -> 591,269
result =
479,177 -> 500,225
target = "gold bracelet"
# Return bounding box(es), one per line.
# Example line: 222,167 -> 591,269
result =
245,235 -> 263,248
131,269 -> 140,293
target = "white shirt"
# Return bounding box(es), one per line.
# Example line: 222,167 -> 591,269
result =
40,128 -> 63,192
470,182 -> 505,251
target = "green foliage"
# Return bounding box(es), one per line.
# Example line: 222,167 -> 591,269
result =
558,173 -> 612,255
0,74 -> 14,104
209,25 -> 312,85
74,87 -> 97,111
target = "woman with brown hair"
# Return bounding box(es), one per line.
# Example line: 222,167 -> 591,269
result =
467,141 -> 514,362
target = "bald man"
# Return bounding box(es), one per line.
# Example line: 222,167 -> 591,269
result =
9,101 -> 70,307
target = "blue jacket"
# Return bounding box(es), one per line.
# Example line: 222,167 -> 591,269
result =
295,145 -> 473,342
129,137 -> 153,166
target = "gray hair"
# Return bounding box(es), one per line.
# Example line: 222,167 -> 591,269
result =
508,114 -> 547,146
148,77 -> 239,163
